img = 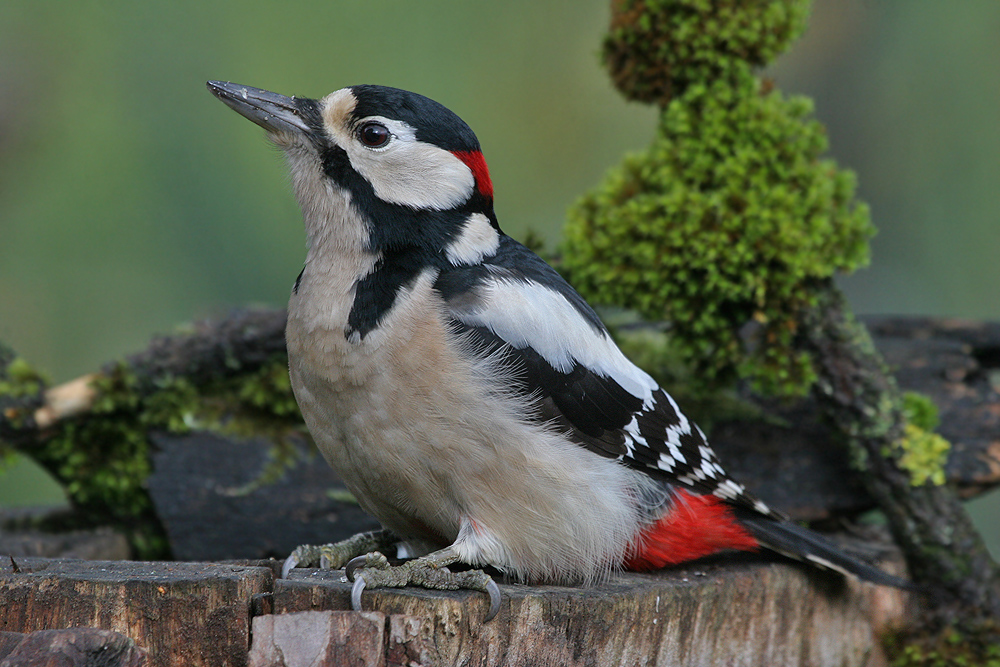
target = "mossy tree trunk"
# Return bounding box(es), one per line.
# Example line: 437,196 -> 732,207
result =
801,282 -> 1000,628
563,0 -> 1000,643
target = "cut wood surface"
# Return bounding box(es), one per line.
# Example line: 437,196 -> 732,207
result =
0,548 -> 911,666
0,559 -> 274,667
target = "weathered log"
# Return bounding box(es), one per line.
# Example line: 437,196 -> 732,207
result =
248,611 -> 434,667
0,559 -> 274,667
0,527 -> 129,562
0,633 -> 25,663
146,432 -> 379,561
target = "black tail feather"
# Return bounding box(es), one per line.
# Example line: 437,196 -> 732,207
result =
737,511 -> 918,591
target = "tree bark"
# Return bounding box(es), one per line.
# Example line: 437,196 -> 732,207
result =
800,282 -> 1000,628
1,309 -> 288,449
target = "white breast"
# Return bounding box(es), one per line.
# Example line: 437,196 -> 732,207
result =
287,263 -> 664,583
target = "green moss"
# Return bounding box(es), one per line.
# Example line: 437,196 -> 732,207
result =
894,424 -> 950,487
902,391 -> 941,432
0,357 -> 50,399
1,354 -> 50,433
604,0 -> 809,104
563,75 -> 873,396
872,391 -> 950,487
326,488 -> 360,505
30,363 -> 162,555
235,360 -> 300,419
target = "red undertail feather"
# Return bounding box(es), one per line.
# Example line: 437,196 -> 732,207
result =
625,490 -> 760,571
452,150 -> 494,199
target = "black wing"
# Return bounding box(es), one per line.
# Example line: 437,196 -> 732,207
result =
434,235 -> 777,516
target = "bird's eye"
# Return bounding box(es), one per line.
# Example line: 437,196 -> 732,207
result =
358,122 -> 391,148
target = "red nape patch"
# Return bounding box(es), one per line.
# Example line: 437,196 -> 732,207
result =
452,150 -> 494,199
624,490 -> 759,571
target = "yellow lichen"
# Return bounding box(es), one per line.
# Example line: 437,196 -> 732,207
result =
894,423 -> 950,487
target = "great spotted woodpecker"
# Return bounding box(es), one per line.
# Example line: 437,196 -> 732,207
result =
207,81 -> 909,621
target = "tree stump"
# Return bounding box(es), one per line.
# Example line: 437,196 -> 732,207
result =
0,549 -> 912,667
0,559 -> 273,667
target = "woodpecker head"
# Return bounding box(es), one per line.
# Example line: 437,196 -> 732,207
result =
207,81 -> 498,265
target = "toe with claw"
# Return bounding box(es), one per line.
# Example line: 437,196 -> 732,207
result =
280,529 -> 399,579
348,550 -> 502,622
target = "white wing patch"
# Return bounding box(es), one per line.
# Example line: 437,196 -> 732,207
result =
457,276 -> 658,404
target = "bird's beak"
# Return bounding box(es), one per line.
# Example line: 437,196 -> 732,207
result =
206,81 -> 311,135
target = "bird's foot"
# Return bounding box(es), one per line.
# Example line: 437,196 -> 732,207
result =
347,548 -> 501,622
281,529 -> 397,579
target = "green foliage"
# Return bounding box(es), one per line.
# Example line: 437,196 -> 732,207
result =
604,0 -> 809,104
564,75 -> 873,395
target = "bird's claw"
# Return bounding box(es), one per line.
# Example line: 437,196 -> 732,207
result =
351,575 -> 367,612
281,553 -> 298,579
484,578 -> 501,622
281,531 -> 399,579
348,552 -> 501,622
282,544 -> 339,578
345,552 -> 388,582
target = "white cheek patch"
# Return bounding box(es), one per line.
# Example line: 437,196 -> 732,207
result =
319,93 -> 475,211
350,127 -> 475,210
445,213 -> 500,266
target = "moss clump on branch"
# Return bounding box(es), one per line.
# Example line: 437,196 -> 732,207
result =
31,365 -> 164,556
0,353 -> 49,433
0,357 -> 48,399
3,350 -> 304,559
604,0 -> 809,105
890,392 -> 950,487
0,352 -> 50,474
564,75 -> 873,395
893,424 -> 949,487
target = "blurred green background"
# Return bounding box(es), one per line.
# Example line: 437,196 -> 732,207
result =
1,1 -> 997,554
